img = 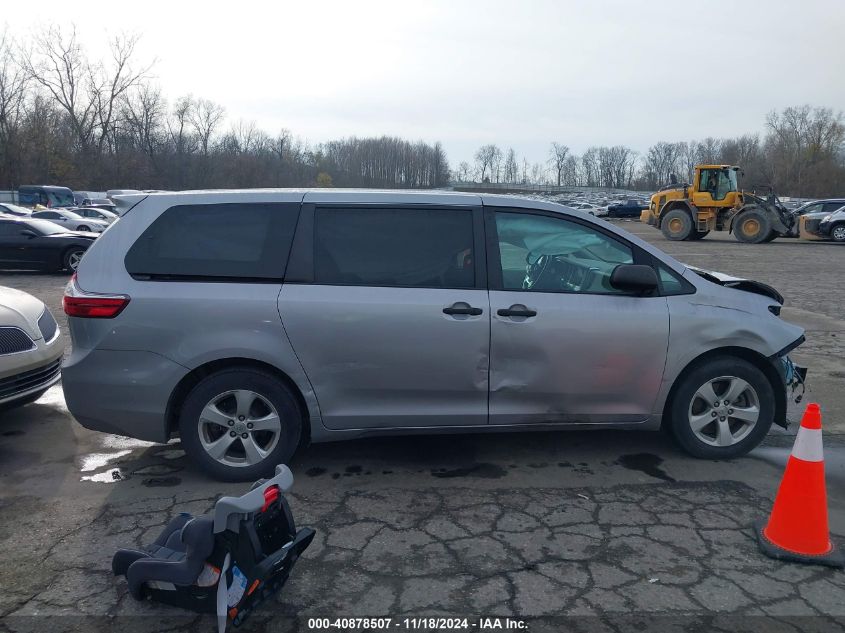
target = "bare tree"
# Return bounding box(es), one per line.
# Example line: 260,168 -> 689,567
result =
191,98 -> 224,157
530,162 -> 547,185
122,83 -> 165,158
503,147 -> 519,183
456,161 -> 471,181
474,144 -> 500,182
0,29 -> 29,184
548,142 -> 569,186
22,25 -> 151,155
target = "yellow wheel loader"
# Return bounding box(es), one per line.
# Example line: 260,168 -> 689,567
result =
641,165 -> 795,243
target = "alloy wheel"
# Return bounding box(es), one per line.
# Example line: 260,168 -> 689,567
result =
687,375 -> 760,447
197,389 -> 282,468
68,251 -> 83,271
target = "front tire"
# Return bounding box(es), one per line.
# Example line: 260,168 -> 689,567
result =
668,357 -> 774,459
660,209 -> 694,241
178,368 -> 302,481
831,224 -> 845,243
734,208 -> 772,244
688,230 -> 709,241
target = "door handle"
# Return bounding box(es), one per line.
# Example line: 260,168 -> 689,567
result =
497,306 -> 537,318
443,304 -> 483,316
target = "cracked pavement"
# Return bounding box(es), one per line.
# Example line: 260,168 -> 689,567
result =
1,222 -> 845,631
1,397 -> 844,632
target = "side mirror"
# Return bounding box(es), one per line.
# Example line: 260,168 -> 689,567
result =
610,264 -> 659,294
20,229 -> 37,239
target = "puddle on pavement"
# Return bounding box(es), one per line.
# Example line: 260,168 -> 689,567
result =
81,468 -> 127,483
79,434 -> 161,481
80,450 -> 133,472
102,435 -> 157,450
616,453 -> 676,482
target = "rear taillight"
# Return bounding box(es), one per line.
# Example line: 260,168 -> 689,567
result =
63,273 -> 130,318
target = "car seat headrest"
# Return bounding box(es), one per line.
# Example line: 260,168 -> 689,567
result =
213,464 -> 295,534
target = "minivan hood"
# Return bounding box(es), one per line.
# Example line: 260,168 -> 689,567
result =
686,266 -> 784,305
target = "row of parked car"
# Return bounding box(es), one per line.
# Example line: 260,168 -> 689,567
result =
0,199 -> 120,272
537,191 -> 651,219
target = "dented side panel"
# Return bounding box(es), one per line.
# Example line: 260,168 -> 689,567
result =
488,291 -> 670,425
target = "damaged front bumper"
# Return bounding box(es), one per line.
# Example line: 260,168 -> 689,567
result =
772,354 -> 807,429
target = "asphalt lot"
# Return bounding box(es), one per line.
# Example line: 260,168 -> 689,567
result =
1,221 -> 844,631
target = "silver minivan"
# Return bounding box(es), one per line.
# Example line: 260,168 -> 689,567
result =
61,190 -> 806,480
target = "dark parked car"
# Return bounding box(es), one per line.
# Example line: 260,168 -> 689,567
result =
0,217 -> 96,272
607,199 -> 647,218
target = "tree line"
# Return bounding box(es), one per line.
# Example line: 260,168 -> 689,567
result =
0,27 -> 450,191
463,105 -> 845,197
1,26 -> 843,197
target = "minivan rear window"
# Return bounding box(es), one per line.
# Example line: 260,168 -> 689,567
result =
125,203 -> 299,280
314,207 -> 475,288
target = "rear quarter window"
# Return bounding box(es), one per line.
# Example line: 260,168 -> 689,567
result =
125,203 -> 299,280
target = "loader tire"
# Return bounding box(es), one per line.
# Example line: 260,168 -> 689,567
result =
688,230 -> 709,241
761,231 -> 778,243
734,209 -> 772,244
660,209 -> 693,241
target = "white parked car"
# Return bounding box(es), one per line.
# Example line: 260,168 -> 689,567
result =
567,202 -> 608,217
0,286 -> 64,410
76,207 -> 118,224
31,209 -> 108,233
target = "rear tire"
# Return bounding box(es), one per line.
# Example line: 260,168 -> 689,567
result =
734,209 -> 772,244
63,247 -> 86,272
669,357 -> 774,459
178,368 -> 302,481
660,209 -> 694,241
78,225 -> 90,232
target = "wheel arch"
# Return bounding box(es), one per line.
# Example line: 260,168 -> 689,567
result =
657,200 -> 694,227
661,346 -> 786,430
830,219 -> 845,238
165,357 -> 312,450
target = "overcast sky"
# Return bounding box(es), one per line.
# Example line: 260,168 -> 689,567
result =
5,0 -> 844,166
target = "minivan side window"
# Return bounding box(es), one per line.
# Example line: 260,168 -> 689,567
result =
125,203 -> 299,280
494,211 -> 633,294
314,207 -> 474,288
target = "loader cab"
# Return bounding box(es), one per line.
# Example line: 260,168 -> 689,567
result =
692,166 -> 739,207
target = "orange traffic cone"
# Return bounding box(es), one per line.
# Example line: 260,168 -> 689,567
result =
754,403 -> 843,567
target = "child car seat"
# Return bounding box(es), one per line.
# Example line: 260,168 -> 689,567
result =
112,464 -> 314,631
